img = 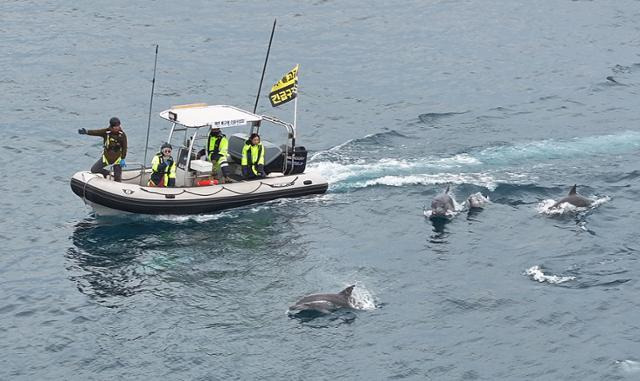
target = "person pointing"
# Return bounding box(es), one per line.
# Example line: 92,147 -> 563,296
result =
78,117 -> 127,182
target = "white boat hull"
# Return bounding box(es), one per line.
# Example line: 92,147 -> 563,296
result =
70,170 -> 328,215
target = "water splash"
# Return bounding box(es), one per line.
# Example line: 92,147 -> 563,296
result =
423,208 -> 456,220
153,211 -> 237,223
536,196 -> 610,216
307,158 -> 418,184
590,196 -> 611,208
350,284 -> 377,311
525,265 -> 575,284
616,359 -> 640,373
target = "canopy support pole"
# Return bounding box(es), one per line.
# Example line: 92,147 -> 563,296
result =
252,19 -> 277,115
141,44 -> 159,185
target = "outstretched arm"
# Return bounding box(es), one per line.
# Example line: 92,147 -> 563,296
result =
86,128 -> 108,137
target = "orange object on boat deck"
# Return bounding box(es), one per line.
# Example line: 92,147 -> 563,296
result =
196,179 -> 218,186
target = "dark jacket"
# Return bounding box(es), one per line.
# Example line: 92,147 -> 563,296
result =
87,128 -> 127,164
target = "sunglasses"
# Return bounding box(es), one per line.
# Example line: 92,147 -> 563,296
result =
162,149 -> 172,154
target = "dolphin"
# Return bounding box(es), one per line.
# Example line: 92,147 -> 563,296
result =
429,185 -> 456,218
288,285 -> 355,315
552,185 -> 593,208
466,192 -> 490,209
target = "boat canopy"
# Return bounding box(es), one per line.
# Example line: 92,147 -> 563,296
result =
159,104 -> 262,128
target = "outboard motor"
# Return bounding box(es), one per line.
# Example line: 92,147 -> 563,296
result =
287,145 -> 308,174
265,145 -> 308,175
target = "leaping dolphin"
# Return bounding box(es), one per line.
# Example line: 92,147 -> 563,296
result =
288,285 -> 355,315
552,185 -> 593,208
429,185 -> 456,218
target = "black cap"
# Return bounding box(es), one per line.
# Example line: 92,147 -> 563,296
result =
161,142 -> 172,150
109,117 -> 121,127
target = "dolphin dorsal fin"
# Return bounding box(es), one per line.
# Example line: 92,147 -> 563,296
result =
340,285 -> 355,297
569,184 -> 577,195
444,185 -> 450,194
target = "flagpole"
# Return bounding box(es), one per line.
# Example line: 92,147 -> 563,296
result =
292,64 -> 299,147
293,97 -> 298,133
292,97 -> 298,147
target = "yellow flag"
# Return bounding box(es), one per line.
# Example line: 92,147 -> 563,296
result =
269,65 -> 299,107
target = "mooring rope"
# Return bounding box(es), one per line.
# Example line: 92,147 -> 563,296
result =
82,175 -> 99,203
137,177 -> 298,198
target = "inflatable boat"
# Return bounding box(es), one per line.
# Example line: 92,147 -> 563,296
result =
70,104 -> 328,215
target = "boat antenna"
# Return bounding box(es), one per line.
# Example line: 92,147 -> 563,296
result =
143,44 -> 159,172
252,19 -> 277,114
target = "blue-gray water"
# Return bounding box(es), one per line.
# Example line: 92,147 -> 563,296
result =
2,1 -> 640,379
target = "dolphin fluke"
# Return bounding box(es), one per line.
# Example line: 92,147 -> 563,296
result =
569,184 -> 577,195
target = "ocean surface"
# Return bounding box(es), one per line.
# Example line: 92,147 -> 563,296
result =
1,0 -> 640,379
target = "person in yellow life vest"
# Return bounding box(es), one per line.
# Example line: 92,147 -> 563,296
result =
241,133 -> 266,179
78,117 -> 127,182
207,127 -> 233,184
148,142 -> 176,187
